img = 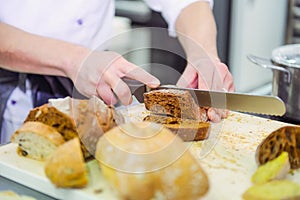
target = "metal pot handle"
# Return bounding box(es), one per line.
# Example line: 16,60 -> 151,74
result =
247,54 -> 291,83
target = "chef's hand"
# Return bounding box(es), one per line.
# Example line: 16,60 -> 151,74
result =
69,51 -> 160,105
176,56 -> 235,122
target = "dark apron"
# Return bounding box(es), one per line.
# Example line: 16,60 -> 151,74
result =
0,68 -> 86,136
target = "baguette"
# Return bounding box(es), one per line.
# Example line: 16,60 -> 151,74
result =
11,121 -> 65,161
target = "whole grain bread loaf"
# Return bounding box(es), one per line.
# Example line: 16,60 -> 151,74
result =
44,137 -> 88,188
143,89 -> 208,121
11,121 -> 65,161
256,126 -> 300,169
23,103 -> 91,158
143,89 -> 210,141
24,103 -> 78,141
143,115 -> 210,141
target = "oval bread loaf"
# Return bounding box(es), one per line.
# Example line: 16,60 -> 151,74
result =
95,122 -> 209,200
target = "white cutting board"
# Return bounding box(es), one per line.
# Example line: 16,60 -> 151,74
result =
0,144 -> 118,200
0,103 -> 300,200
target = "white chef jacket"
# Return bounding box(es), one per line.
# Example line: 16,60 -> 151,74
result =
0,0 -> 213,143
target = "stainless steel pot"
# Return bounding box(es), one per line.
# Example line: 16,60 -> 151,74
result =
248,44 -> 300,121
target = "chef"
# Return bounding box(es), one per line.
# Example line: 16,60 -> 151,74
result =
0,0 -> 234,143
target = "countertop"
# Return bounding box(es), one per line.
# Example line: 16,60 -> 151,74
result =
0,175 -> 55,200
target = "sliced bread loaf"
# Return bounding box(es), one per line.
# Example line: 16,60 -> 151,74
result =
11,121 -> 65,161
143,89 -> 208,121
256,126 -> 300,169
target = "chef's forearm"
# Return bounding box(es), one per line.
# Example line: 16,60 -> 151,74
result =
175,1 -> 219,61
0,22 -> 89,80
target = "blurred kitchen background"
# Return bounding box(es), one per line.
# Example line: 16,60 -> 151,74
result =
111,0 -> 295,95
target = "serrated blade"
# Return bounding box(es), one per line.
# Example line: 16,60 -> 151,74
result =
156,86 -> 286,116
121,78 -> 286,116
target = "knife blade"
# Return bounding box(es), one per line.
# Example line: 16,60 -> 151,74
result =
156,86 -> 286,116
121,78 -> 286,116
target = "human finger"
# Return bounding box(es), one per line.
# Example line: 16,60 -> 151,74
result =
221,109 -> 229,118
102,72 -> 132,106
119,62 -> 160,88
207,108 -> 222,122
97,82 -> 118,105
176,65 -> 198,88
217,63 -> 235,92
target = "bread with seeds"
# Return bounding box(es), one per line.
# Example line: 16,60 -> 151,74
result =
11,121 -> 65,161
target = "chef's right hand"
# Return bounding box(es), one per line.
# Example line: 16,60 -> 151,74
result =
68,51 -> 160,105
176,56 -> 235,122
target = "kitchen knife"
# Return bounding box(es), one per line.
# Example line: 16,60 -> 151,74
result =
123,78 -> 286,116
157,86 -> 286,116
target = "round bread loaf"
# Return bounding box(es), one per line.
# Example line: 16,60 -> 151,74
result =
95,122 -> 209,200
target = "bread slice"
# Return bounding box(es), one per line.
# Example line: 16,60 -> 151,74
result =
44,137 -> 88,188
256,126 -> 300,169
11,121 -> 65,161
144,89 -> 208,121
143,115 -> 210,141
